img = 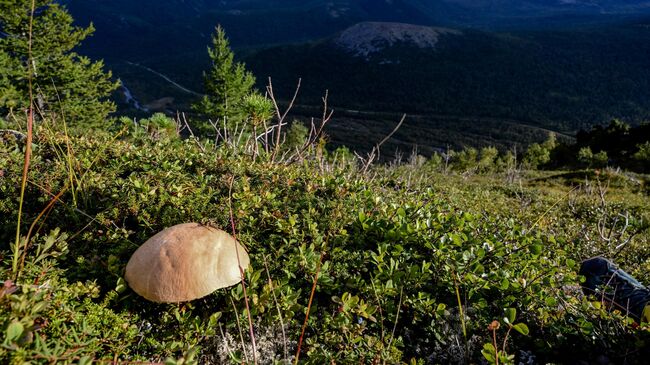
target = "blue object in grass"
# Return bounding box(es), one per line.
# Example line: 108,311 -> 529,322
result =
579,256 -> 650,322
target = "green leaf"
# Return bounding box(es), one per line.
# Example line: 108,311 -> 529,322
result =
530,244 -> 542,255
209,312 -> 222,327
358,211 -> 367,223
436,303 -> 447,315
545,297 -> 558,307
462,250 -> 471,262
397,207 -> 406,218
78,356 -> 93,365
566,258 -> 576,269
481,343 -> 497,364
482,342 -> 496,354
116,277 -> 127,293
512,323 -> 529,335
6,321 -> 24,343
504,308 -> 516,324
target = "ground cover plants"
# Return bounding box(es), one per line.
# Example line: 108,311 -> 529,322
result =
1,113 -> 650,364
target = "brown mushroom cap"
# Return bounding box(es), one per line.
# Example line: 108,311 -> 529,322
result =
125,223 -> 250,303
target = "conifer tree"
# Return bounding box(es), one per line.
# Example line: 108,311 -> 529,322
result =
0,0 -> 118,127
0,50 -> 21,109
194,25 -> 256,125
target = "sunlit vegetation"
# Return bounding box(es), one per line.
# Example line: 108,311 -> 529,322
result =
2,2 -> 650,364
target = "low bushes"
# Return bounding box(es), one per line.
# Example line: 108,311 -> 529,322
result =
1,128 -> 650,363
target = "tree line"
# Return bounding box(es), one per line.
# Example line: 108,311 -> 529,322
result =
416,120 -> 650,175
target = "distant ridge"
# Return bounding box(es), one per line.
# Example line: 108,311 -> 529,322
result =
334,22 -> 461,57
246,19 -> 650,134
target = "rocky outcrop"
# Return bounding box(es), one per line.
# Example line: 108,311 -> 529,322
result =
334,22 -> 460,57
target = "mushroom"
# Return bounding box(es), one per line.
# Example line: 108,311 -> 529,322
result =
125,223 -> 250,303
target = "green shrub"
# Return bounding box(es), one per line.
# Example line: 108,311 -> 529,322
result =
114,113 -> 179,140
1,127 -> 649,364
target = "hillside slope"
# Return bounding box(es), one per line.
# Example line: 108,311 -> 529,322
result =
246,21 -> 650,134
58,2 -> 650,151
63,0 -> 650,65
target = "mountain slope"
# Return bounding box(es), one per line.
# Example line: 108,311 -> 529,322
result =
54,2 -> 650,151
61,1 -> 650,101
335,22 -> 461,56
64,0 -> 650,60
245,21 -> 650,133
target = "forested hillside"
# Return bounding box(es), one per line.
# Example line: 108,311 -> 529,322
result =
246,21 -> 650,134
61,1 -> 650,150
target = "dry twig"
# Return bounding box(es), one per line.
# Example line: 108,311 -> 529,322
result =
359,114 -> 406,173
267,78 -> 301,162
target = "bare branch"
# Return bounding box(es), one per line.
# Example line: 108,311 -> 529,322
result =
377,114 -> 406,153
179,113 -> 206,153
360,114 -> 407,173
267,78 -> 302,161
285,90 -> 335,164
255,121 -> 289,140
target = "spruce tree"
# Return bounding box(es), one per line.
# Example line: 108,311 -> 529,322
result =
0,0 -> 118,127
194,25 -> 256,125
0,50 -> 21,109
